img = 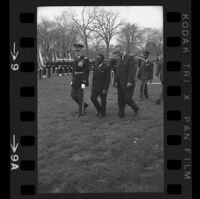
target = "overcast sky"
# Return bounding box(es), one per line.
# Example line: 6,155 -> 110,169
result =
38,6 -> 163,29
38,6 -> 163,45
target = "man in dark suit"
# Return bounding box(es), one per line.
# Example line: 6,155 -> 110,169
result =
155,55 -> 163,104
114,45 -> 139,118
70,43 -> 90,117
90,54 -> 111,118
137,50 -> 154,100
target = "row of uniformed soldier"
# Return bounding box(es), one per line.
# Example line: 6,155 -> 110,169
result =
38,58 -> 96,79
38,59 -> 74,79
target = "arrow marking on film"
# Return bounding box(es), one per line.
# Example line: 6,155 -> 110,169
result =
10,42 -> 19,61
10,134 -> 19,153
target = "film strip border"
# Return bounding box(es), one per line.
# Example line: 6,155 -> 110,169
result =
10,3 -> 191,199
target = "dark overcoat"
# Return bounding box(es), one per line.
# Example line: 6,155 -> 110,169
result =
116,54 -> 137,90
137,59 -> 154,81
92,62 -> 111,92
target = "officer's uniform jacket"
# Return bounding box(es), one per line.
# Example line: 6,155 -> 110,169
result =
137,59 -> 154,81
156,57 -> 163,82
71,55 -> 90,89
92,62 -> 111,92
116,53 -> 137,90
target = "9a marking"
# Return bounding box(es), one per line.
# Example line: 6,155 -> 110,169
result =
10,134 -> 19,171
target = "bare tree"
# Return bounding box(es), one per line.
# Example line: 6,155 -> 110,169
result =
117,23 -> 139,54
37,17 -> 56,59
93,8 -> 122,59
91,33 -> 103,55
70,7 -> 97,57
53,11 -> 79,58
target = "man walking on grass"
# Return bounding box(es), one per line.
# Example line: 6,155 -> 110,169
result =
114,45 -> 139,119
70,43 -> 90,117
90,54 -> 111,118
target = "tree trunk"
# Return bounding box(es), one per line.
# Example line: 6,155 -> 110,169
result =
106,42 -> 110,59
85,41 -> 89,57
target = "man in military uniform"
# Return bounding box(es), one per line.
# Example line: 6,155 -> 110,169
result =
70,43 -> 90,117
137,50 -> 154,100
46,58 -> 52,78
90,54 -> 111,118
155,55 -> 164,104
114,45 -> 139,119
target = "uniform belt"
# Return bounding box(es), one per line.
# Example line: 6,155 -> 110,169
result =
75,72 -> 84,74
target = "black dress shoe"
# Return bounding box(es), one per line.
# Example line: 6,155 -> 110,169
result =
134,107 -> 139,116
101,113 -> 106,117
98,115 -> 105,119
84,103 -> 88,111
95,111 -> 101,116
139,97 -> 144,101
78,113 -> 84,118
118,114 -> 125,119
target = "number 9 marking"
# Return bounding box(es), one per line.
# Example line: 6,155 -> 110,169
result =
11,64 -> 19,71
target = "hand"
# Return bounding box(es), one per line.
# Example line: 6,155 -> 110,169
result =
70,81 -> 73,85
127,82 -> 132,87
81,84 -> 86,89
114,82 -> 118,87
102,89 -> 107,94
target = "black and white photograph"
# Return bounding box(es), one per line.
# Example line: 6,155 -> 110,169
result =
37,6 -> 164,193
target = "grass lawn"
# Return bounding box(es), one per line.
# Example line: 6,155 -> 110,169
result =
38,73 -> 164,193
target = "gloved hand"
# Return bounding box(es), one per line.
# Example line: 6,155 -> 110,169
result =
127,82 -> 132,87
78,60 -> 84,67
81,84 -> 86,89
102,89 -> 107,94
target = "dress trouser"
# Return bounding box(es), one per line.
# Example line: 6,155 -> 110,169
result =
140,79 -> 149,99
38,69 -> 42,79
43,68 -> 47,77
90,89 -> 107,116
158,80 -> 164,100
117,83 -> 138,116
47,67 -> 51,78
71,87 -> 86,115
